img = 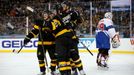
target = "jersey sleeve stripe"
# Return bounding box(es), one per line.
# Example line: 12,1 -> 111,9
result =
106,25 -> 114,30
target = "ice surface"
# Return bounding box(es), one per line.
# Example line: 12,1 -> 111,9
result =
0,52 -> 134,75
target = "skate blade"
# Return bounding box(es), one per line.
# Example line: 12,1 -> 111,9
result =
97,66 -> 109,71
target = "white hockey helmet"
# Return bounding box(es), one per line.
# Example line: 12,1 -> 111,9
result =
104,12 -> 113,19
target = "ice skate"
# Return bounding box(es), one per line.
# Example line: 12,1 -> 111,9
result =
79,70 -> 86,75
71,69 -> 78,75
37,72 -> 46,75
51,70 -> 61,75
97,60 -> 109,70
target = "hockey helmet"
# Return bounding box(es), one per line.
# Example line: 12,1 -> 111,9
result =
61,1 -> 71,12
61,1 -> 70,7
54,3 -> 62,13
104,12 -> 113,19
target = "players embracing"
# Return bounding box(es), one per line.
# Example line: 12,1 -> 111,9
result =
23,1 -> 86,75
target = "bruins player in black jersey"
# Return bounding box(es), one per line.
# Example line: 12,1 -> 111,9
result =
59,1 -> 86,75
23,11 -> 57,75
47,2 -> 86,75
37,8 -> 79,75
49,13 -> 73,75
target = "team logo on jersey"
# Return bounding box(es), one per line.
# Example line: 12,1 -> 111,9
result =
62,15 -> 71,23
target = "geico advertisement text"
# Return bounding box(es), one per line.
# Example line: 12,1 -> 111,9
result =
0,38 -> 95,49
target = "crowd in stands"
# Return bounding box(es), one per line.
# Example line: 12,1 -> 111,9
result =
0,0 -> 134,38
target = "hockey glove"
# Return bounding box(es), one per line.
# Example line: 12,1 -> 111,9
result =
111,33 -> 120,48
72,36 -> 79,44
24,37 -> 31,45
75,36 -> 79,43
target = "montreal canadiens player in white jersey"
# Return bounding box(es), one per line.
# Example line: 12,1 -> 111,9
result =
95,12 -> 120,68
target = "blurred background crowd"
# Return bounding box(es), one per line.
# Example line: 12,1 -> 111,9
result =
0,0 -> 134,38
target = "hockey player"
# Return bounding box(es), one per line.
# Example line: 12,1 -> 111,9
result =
49,13 -> 74,75
23,11 -> 57,75
38,6 -> 83,75
95,12 -> 120,68
25,8 -> 75,75
59,1 -> 86,75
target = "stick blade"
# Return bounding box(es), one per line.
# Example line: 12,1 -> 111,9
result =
12,49 -> 15,52
12,49 -> 19,54
26,6 -> 34,12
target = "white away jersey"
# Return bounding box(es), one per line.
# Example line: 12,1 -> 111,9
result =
96,18 -> 116,38
95,18 -> 116,49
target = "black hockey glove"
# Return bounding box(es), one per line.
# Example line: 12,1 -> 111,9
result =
75,36 -> 79,44
24,37 -> 30,45
72,36 -> 79,44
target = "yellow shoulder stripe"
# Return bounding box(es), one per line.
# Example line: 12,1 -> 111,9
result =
34,24 -> 39,29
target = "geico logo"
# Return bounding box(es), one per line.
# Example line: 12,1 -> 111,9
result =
2,40 -> 38,48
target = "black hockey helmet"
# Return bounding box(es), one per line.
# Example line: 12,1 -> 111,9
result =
53,3 -> 62,14
61,1 -> 71,7
61,1 -> 71,12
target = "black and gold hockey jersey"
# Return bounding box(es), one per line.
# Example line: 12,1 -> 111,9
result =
26,11 -> 78,43
61,10 -> 82,30
25,19 -> 55,45
46,15 -> 73,38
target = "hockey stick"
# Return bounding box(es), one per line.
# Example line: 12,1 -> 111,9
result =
26,6 -> 50,72
13,6 -> 36,54
12,6 -> 33,54
38,27 -> 50,72
80,42 -> 93,56
12,45 -> 25,53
